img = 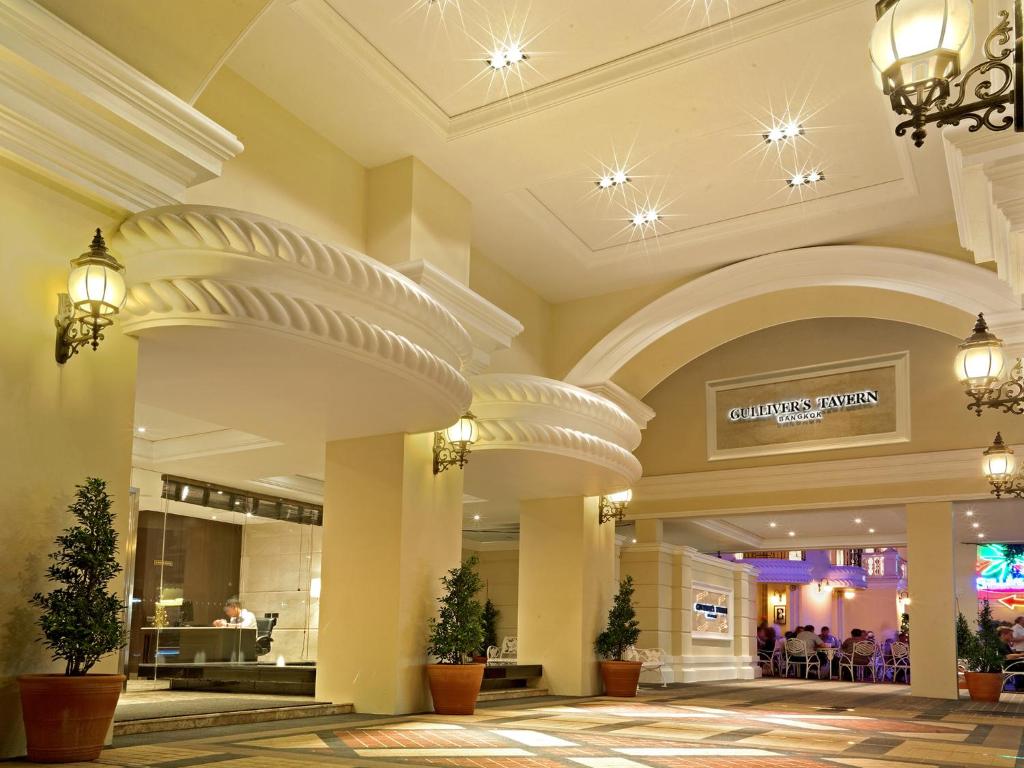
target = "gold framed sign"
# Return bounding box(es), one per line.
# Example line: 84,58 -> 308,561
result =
706,352 -> 910,461
692,584 -> 731,640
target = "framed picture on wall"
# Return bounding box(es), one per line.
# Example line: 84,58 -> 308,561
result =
773,605 -> 787,625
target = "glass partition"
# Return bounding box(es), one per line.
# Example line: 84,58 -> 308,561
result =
127,476 -> 321,683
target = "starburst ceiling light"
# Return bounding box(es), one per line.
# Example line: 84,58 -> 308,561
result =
597,169 -> 630,189
487,42 -> 527,70
869,0 -> 1023,147
631,209 -> 660,227
787,169 -> 825,188
763,121 -> 804,144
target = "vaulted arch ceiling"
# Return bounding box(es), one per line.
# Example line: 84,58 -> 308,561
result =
566,246 -> 1024,398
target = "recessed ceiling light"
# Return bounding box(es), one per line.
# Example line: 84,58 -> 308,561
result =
136,426 -> 146,433
788,170 -> 825,188
788,531 -> 796,537
473,514 -> 480,521
763,121 -> 804,144
487,43 -> 527,70
769,522 -> 777,528
978,532 -> 986,538
854,518 -> 862,524
966,509 -> 974,516
631,538 -> 638,544
217,490 -> 223,495
631,209 -> 660,228
972,522 -> 980,529
868,528 -> 876,533
597,169 -> 630,189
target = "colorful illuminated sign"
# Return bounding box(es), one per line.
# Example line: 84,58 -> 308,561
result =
976,543 -> 1024,592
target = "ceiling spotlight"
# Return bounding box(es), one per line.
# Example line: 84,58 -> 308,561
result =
597,169 -> 630,189
788,531 -> 796,537
763,121 -> 804,144
788,170 -> 825,188
631,538 -> 638,544
473,514 -> 481,521
631,209 -> 660,228
978,532 -> 986,538
972,522 -> 980,528
487,44 -> 527,70
854,517 -> 862,524
136,426 -> 146,433
868,528 -> 876,533
769,522 -> 777,528
966,509 -> 975,516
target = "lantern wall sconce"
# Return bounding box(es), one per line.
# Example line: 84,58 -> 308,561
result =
432,412 -> 479,475
982,431 -> 1024,497
870,0 -> 1023,147
54,229 -> 127,365
955,314 -> 1024,415
598,489 -> 632,524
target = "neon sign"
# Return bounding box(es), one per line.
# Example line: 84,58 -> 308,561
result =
975,544 -> 1024,591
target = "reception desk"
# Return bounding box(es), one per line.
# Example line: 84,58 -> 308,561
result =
141,627 -> 257,665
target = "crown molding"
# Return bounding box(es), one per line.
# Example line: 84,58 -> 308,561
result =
132,429 -> 280,466
252,474 -> 325,499
636,448 -> 984,502
291,0 -> 862,140
582,380 -> 656,431
691,519 -> 764,548
393,259 -> 523,374
0,0 -> 242,211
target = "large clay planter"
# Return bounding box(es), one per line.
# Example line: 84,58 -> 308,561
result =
18,674 -> 125,763
426,663 -> 485,715
964,671 -> 1003,702
600,660 -> 643,697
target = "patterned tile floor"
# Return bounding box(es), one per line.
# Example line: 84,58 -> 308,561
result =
13,680 -> 1024,768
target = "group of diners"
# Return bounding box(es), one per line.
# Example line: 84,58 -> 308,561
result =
756,621 -> 910,682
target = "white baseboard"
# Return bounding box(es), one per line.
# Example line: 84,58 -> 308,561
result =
641,655 -> 757,685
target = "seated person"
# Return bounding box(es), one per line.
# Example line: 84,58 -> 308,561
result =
796,624 -> 825,656
840,629 -> 873,678
213,597 -> 257,629
999,627 -> 1024,691
819,626 -> 840,649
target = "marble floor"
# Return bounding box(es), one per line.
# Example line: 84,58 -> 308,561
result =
16,679 -> 1024,767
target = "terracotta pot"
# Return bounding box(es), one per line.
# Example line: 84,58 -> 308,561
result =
964,671 -> 1003,702
426,663 -> 485,715
18,674 -> 125,763
600,660 -> 643,697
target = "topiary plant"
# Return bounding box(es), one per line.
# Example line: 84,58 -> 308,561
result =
595,576 -> 641,661
31,478 -> 126,675
479,598 -> 499,657
961,600 -> 1005,673
427,555 -> 484,664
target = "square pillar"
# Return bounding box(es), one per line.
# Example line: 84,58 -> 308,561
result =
733,565 -> 757,677
620,544 -> 673,652
906,501 -> 958,700
518,497 -> 615,696
955,542 -> 979,618
316,432 -> 463,714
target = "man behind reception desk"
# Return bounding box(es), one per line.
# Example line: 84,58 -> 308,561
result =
213,597 -> 257,629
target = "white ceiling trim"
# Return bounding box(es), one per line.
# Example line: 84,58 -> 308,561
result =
290,0 -> 864,139
637,448 -> 984,501
691,519 -> 764,548
566,245 -> 1024,392
132,429 -> 280,465
0,0 -> 242,211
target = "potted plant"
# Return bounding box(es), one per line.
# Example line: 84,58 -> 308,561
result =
958,600 -> 1005,702
426,555 -> 485,715
595,575 -> 642,697
473,598 -> 499,663
19,478 -> 127,762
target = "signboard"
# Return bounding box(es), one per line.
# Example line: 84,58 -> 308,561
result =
706,352 -> 910,460
692,585 -> 732,640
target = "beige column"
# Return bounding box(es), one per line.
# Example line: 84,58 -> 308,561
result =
733,565 -> 757,675
518,497 -> 616,696
365,157 -> 471,283
316,432 -> 463,714
906,501 -> 958,700
954,542 -> 979,619
634,518 -> 663,544
620,542 -> 673,652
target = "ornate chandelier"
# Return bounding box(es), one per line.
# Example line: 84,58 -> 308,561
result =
869,0 -> 1023,147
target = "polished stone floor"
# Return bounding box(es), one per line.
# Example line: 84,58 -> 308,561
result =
16,679 -> 1024,767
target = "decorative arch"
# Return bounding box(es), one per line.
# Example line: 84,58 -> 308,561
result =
566,246 -> 1024,396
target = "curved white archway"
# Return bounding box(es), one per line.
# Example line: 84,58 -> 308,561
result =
566,246 -> 1024,390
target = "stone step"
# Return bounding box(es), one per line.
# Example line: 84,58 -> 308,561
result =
113,702 -> 352,736
477,688 -> 549,703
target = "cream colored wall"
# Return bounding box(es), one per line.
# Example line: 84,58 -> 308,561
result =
463,548 -> 519,642
840,586 -> 899,641
0,161 -> 137,758
186,68 -> 366,251
239,522 -> 321,663
792,585 -> 838,635
638,317 -> 1024,477
470,251 -> 552,376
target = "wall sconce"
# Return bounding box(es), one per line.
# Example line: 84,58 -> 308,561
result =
432,412 -> 478,475
55,229 -> 126,364
598,489 -> 632,524
817,579 -> 832,593
844,590 -> 856,600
